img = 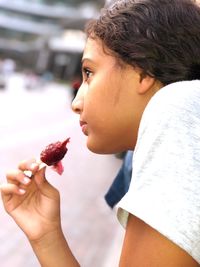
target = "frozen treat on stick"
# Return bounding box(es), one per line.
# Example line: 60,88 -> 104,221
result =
40,138 -> 70,175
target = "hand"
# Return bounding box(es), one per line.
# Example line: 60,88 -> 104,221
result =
0,158 -> 61,242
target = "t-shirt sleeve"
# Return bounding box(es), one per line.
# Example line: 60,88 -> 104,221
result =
117,81 -> 200,264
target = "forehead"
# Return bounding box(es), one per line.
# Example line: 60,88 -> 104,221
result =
83,38 -> 104,56
82,38 -> 117,66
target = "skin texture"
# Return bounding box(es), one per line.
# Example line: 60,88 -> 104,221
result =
72,38 -> 200,266
0,158 -> 79,267
72,38 -> 160,154
0,38 -> 199,266
120,214 -> 199,267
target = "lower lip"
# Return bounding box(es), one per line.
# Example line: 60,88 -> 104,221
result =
81,124 -> 88,135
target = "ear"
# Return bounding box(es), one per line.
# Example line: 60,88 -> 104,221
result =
137,75 -> 157,95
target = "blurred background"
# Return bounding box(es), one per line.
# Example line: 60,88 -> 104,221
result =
0,0 -> 125,266
0,0 -> 104,88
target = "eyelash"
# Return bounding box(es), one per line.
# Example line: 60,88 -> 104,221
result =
82,67 -> 92,81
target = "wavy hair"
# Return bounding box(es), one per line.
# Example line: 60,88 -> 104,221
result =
86,0 -> 200,85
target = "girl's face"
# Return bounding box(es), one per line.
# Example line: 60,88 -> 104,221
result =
72,38 -> 157,154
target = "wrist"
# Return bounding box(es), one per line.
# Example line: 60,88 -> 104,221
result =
30,228 -> 80,267
30,227 -> 64,250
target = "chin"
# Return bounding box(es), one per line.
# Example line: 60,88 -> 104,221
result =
87,140 -> 110,154
87,139 -> 129,155
87,145 -> 111,154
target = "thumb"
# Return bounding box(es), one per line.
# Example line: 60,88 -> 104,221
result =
34,166 -> 59,199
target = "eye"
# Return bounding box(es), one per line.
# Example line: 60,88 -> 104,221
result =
82,67 -> 92,81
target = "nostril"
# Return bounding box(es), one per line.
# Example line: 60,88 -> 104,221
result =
71,99 -> 82,114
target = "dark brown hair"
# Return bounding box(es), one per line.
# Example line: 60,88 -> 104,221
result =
86,0 -> 200,85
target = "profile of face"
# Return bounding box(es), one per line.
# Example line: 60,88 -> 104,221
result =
72,38 -> 159,154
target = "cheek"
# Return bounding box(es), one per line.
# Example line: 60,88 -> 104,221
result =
83,75 -> 136,152
84,80 -> 112,122
89,70 -> 120,103
86,110 -> 135,154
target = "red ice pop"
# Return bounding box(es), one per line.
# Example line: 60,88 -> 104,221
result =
40,138 -> 70,175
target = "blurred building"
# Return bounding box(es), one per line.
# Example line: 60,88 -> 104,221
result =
0,0 -> 104,80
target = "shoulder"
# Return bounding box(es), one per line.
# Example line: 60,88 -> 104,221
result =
119,214 -> 200,267
137,80 -> 200,143
118,81 -> 200,265
152,79 -> 200,102
145,80 -> 200,115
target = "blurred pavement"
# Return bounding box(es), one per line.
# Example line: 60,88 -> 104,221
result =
0,73 -> 124,267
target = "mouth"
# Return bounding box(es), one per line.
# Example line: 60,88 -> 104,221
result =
80,120 -> 88,136
80,120 -> 86,127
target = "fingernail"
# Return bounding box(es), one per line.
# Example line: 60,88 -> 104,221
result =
30,163 -> 38,171
19,189 -> 26,194
22,177 -> 30,185
23,170 -> 33,178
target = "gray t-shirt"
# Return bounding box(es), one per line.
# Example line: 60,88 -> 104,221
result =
117,80 -> 200,263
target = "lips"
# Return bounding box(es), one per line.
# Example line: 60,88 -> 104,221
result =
80,120 -> 88,135
80,121 -> 86,127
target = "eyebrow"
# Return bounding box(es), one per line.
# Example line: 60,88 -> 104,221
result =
81,58 -> 94,64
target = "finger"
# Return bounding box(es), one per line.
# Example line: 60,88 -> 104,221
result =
34,167 -> 59,200
6,170 -> 31,186
34,166 -> 48,190
18,158 -> 40,173
0,183 -> 26,198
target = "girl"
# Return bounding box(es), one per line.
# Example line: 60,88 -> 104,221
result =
1,0 -> 200,266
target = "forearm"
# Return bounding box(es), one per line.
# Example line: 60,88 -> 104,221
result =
30,229 -> 80,267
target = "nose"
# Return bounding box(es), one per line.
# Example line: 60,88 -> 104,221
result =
71,83 -> 84,114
